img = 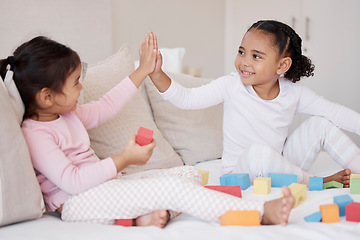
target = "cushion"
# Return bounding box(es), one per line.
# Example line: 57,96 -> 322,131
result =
0,79 -> 44,227
82,45 -> 184,174
144,72 -> 223,166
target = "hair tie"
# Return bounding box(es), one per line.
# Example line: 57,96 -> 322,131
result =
6,56 -> 16,70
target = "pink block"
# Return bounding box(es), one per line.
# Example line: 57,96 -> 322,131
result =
115,219 -> 133,227
205,185 -> 242,198
346,202 -> 360,222
136,127 -> 153,146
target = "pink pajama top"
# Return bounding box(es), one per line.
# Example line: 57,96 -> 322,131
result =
21,77 -> 137,212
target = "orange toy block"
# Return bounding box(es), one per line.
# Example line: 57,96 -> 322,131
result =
220,210 -> 260,226
135,127 -> 153,146
115,219 -> 133,227
205,185 -> 241,198
320,203 -> 339,223
198,169 -> 209,186
253,177 -> 271,194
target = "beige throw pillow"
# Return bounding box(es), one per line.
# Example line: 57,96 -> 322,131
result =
82,45 -> 183,174
145,72 -> 223,166
0,80 -> 44,227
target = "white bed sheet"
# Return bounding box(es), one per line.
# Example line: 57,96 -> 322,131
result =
1,152 -> 359,240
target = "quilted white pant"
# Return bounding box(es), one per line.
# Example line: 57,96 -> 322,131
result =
61,166 -> 264,225
235,116 -> 360,183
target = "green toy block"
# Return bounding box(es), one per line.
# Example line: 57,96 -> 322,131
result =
323,181 -> 343,189
350,178 -> 360,194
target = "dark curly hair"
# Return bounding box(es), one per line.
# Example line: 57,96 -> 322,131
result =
247,20 -> 314,82
0,36 -> 80,120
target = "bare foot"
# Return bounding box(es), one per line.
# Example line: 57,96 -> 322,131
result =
261,186 -> 295,226
134,210 -> 170,228
323,169 -> 351,188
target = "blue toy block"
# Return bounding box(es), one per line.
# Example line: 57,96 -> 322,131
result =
220,173 -> 250,190
268,173 -> 297,187
309,177 -> 323,191
334,194 -> 353,216
304,211 -> 322,222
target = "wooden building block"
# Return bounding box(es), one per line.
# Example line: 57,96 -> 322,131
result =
205,185 -> 242,198
309,177 -> 323,191
323,181 -> 343,189
333,194 -> 353,217
350,174 -> 360,179
253,177 -> 271,194
220,210 -> 260,226
346,202 -> 360,222
320,203 -> 339,223
282,183 -> 307,208
350,178 -> 360,194
115,219 -> 133,227
198,169 -> 209,186
268,173 -> 297,187
220,173 -> 250,190
135,127 -> 153,146
304,211 -> 322,222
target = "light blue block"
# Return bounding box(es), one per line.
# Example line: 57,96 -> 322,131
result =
309,177 -> 323,191
268,173 -> 297,187
304,212 -> 322,222
220,173 -> 250,190
334,194 -> 353,216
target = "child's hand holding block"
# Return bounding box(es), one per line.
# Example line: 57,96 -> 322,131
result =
135,127 -> 153,146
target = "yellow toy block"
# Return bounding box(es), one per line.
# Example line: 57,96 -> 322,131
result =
320,203 -> 339,223
281,183 -> 307,208
253,177 -> 271,194
350,174 -> 360,179
220,210 -> 260,226
198,170 -> 209,186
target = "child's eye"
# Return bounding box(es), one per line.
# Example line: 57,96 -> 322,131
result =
253,54 -> 261,59
238,50 -> 244,55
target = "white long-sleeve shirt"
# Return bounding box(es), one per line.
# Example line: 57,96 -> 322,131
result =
161,72 -> 360,173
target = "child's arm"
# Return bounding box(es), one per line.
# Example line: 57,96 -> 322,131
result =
111,134 -> 156,172
148,33 -> 172,92
129,32 -> 157,88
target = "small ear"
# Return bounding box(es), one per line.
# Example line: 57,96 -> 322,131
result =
276,57 -> 292,75
37,88 -> 54,107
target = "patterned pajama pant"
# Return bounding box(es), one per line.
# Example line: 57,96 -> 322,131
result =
235,116 -> 360,183
61,166 -> 264,225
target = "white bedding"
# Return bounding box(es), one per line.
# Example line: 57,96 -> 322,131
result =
1,152 -> 359,240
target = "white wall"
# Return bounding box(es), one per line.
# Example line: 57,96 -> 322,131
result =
112,0 -> 225,78
0,0 -> 112,64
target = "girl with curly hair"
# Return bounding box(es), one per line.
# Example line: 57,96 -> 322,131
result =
149,20 -> 360,187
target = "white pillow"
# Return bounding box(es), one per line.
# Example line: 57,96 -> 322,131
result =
144,72 -> 223,166
135,47 -> 186,73
0,78 -> 44,227
82,45 -> 184,174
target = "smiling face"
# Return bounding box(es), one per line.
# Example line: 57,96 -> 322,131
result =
52,63 -> 83,113
235,29 -> 284,89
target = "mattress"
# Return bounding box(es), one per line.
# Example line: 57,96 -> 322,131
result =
0,152 -> 359,240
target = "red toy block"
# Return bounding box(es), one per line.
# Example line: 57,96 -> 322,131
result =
205,185 -> 242,198
346,202 -> 360,222
135,127 -> 153,146
115,219 -> 133,227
